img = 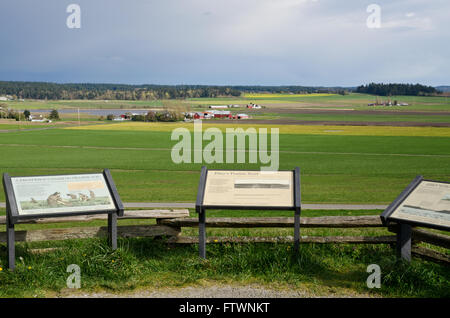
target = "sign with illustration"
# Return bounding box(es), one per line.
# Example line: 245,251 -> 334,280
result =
202,170 -> 294,207
10,173 -> 116,215
388,180 -> 450,229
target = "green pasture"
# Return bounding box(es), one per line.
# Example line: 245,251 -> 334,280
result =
2,99 -> 163,110
186,93 -> 450,112
0,123 -> 449,298
0,123 -> 66,130
0,128 -> 449,204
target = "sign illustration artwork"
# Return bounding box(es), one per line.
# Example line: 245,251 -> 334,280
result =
11,174 -> 116,216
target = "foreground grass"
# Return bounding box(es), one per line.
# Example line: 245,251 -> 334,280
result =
0,238 -> 449,298
0,209 -> 448,298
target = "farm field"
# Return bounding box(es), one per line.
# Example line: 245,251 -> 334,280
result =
4,93 -> 450,112
2,99 -> 164,110
0,94 -> 449,298
186,93 -> 450,112
0,123 -> 449,203
255,112 -> 450,124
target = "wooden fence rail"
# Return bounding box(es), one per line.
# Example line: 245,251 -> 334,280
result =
0,210 -> 189,225
0,225 -> 180,243
0,212 -> 448,264
0,209 -> 189,243
159,215 -> 383,228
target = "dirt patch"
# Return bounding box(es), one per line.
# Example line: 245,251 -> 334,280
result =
213,119 -> 450,127
258,108 -> 450,116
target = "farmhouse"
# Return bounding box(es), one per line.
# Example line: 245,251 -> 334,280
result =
193,112 -> 204,119
247,103 -> 262,109
185,110 -> 248,121
29,114 -> 51,123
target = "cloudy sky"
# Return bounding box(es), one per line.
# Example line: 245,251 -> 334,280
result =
0,0 -> 449,86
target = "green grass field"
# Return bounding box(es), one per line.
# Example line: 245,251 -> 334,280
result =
0,95 -> 449,298
4,93 -> 450,112
186,93 -> 450,111
0,126 -> 449,203
3,99 -> 164,110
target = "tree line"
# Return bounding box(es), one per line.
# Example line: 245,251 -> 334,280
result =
0,81 -> 349,100
0,106 -> 59,121
106,110 -> 183,122
0,82 -> 242,100
356,83 -> 439,96
0,81 -> 441,100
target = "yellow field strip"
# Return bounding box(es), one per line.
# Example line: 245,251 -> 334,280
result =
66,122 -> 450,137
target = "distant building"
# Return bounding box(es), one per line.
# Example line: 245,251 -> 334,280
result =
209,105 -> 228,109
213,110 -> 232,119
193,113 -> 204,119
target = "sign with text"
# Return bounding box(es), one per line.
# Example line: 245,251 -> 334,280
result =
381,177 -> 450,231
195,167 -> 301,259
11,174 -> 116,216
389,180 -> 450,229
3,169 -> 123,270
202,170 -> 294,208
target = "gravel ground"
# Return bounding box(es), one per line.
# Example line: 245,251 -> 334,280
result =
58,284 -> 377,298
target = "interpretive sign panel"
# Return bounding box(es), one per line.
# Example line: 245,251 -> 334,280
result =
381,177 -> 450,231
196,167 -> 301,259
10,174 -> 116,216
389,181 -> 450,229
3,169 -> 123,270
202,170 -> 294,208
380,176 -> 450,262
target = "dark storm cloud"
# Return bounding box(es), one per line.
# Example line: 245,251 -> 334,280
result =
0,0 -> 448,86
